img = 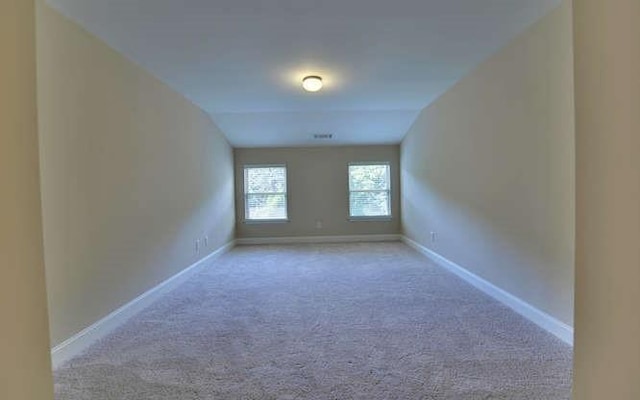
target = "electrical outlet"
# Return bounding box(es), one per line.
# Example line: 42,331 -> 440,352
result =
430,232 -> 437,243
315,220 -> 323,229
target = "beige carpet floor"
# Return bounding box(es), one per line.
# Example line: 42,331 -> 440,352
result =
54,242 -> 572,399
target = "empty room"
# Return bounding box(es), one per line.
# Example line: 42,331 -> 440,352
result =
2,0 -> 639,399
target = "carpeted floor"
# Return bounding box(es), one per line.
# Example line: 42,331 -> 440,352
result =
54,242 -> 573,399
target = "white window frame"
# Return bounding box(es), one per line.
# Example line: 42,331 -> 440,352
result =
243,164 -> 289,223
348,161 -> 392,221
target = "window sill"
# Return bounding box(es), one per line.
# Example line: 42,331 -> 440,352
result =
348,216 -> 393,222
243,219 -> 290,225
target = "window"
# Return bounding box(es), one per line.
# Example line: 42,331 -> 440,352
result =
349,163 -> 391,219
243,165 -> 288,221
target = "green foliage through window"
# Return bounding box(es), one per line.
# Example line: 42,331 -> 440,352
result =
349,164 -> 391,218
244,166 -> 287,220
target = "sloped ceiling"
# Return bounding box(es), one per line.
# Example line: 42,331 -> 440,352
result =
47,0 -> 561,147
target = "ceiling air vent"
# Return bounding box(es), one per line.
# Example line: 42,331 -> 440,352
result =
313,134 -> 333,140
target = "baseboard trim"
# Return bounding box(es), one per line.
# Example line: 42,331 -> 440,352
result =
50,240 -> 236,369
236,234 -> 402,245
402,236 -> 574,346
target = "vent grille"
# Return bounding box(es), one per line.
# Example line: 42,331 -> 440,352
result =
313,134 -> 333,140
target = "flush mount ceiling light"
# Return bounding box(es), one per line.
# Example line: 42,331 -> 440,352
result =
302,76 -> 323,92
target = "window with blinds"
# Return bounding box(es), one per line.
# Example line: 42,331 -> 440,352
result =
349,163 -> 391,218
243,165 -> 288,221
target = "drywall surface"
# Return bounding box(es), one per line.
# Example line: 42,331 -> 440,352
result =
235,146 -> 401,238
572,0 -> 640,398
0,0 -> 54,398
401,1 -> 574,325
37,4 -> 235,347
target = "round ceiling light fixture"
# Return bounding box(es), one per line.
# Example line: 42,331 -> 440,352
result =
302,75 -> 323,92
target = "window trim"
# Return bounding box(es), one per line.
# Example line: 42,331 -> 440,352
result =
243,163 -> 289,223
348,161 -> 392,221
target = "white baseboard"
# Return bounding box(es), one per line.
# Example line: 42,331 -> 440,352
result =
236,234 -> 402,246
50,240 -> 236,369
402,236 -> 574,346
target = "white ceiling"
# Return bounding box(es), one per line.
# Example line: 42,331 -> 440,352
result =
47,0 -> 560,148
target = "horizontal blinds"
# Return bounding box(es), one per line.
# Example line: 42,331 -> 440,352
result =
246,194 -> 287,219
349,191 -> 390,217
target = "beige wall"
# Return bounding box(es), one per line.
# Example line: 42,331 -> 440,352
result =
37,4 -> 235,347
0,0 -> 54,398
572,0 -> 640,398
401,2 -> 574,325
235,146 -> 401,238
